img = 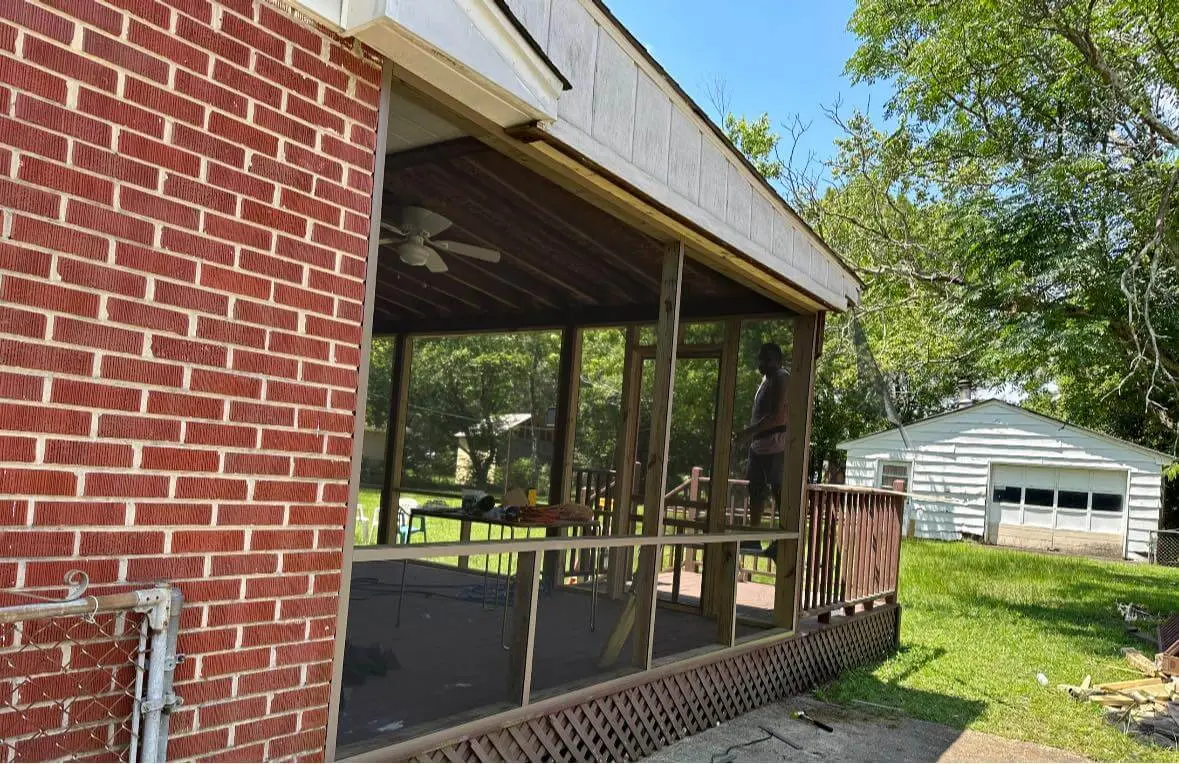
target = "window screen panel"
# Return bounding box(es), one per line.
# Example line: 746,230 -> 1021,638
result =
879,463 -> 910,491
1057,490 -> 1088,509
992,486 -> 1021,503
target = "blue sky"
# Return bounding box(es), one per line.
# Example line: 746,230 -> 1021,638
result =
605,0 -> 892,167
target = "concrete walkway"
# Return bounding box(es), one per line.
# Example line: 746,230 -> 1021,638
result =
645,697 -> 1086,763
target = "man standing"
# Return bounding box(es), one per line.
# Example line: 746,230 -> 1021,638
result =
735,343 -> 788,557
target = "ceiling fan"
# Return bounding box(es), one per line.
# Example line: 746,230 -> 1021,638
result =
379,206 -> 501,273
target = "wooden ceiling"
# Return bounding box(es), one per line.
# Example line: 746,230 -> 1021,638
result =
374,138 -> 790,334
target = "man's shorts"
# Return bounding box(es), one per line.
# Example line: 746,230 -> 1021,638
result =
746,449 -> 784,504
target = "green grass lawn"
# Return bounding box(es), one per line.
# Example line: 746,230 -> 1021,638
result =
818,539 -> 1179,761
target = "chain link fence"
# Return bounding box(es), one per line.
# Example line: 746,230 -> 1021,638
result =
0,573 -> 182,763
1150,529 -> 1179,567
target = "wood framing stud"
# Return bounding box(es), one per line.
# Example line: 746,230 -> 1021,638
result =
508,551 -> 542,705
378,335 -> 414,545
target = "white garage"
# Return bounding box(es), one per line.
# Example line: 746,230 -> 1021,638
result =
838,399 -> 1174,560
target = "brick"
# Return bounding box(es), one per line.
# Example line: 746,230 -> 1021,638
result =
302,362 -> 355,388
224,451 -> 290,474
297,408 -> 351,433
246,156 -> 312,197
307,315 -> 359,344
0,435 -> 35,462
0,242 -> 51,278
0,530 -> 75,556
276,638 -> 333,665
241,619 -> 305,646
126,555 -> 203,584
206,599 -> 271,628
83,29 -> 169,83
152,279 -> 233,324
212,59 -> 280,107
83,473 -> 169,498
324,435 -> 351,456
268,332 -> 329,361
328,388 -> 355,411
107,298 -> 189,335
203,213 -> 272,250
0,306 -> 45,339
26,36 -> 117,93
210,552 -> 276,577
234,299 -> 297,330
256,104 -> 316,147
227,400 -> 295,427
356,78 -> 380,107
0,402 -> 88,433
11,215 -> 108,261
338,252 -> 364,278
259,5 -> 321,52
252,480 -> 316,502
296,457 -> 349,480
162,0 -> 211,23
240,198 -> 306,237
0,0 -> 73,43
34,500 -> 124,526
19,156 -> 112,205
151,335 -> 228,366
257,57 -> 317,107
315,177 -> 369,215
135,503 -> 211,524
117,187 -> 196,231
184,421 -> 256,448
78,530 -> 164,555
200,263 -> 272,300
331,43 -> 380,83
128,18 -> 208,72
174,477 -> 248,500
146,390 -> 224,420
0,56 -> 68,104
173,73 -> 245,123
159,180 -> 230,224
334,344 -> 359,366
232,349 -> 297,379
322,134 -> 373,170
0,177 -> 61,218
57,256 -> 147,298
284,143 -> 342,183
196,316 -> 265,349
266,380 -> 326,408
260,428 -> 322,454
125,77 -> 204,126
311,224 -> 367,260
3,277 -> 97,319
288,93 -> 344,135
41,0 -> 122,33
0,116 -> 69,161
97,413 -> 180,442
73,143 -> 159,189
119,131 -> 201,177
346,166 -> 374,196
234,711 -> 296,744
197,744 -> 265,764
44,440 -> 132,468
79,87 -> 163,137
275,283 -> 333,315
54,318 -> 143,355
336,298 -> 362,322
177,15 -> 248,66
206,162 -> 274,202
140,445 -> 219,472
209,111 -> 278,157
199,696 -> 268,730
351,122 -> 377,151
115,242 -> 196,282
190,368 -> 261,399
280,187 -> 340,227
221,12 -> 284,59
101,356 -> 183,388
66,200 -> 155,245
167,730 -> 230,763
104,0 -> 169,27
160,227 -> 234,265
325,88 -> 378,127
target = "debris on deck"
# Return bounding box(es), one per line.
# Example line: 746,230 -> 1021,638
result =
1058,611 -> 1179,750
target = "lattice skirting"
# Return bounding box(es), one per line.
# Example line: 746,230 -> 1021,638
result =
409,605 -> 899,762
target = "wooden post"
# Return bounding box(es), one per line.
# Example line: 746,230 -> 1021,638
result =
702,318 -> 740,616
632,242 -> 684,668
607,327 -> 641,600
545,326 -> 582,589
715,541 -> 739,646
774,312 -> 823,630
378,335 -> 413,545
507,550 -> 541,705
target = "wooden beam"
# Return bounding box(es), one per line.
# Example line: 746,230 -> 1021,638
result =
632,241 -> 684,669
715,541 -> 739,647
545,326 -> 582,591
702,318 -> 741,616
384,136 -> 491,171
378,335 -> 414,545
607,328 -> 641,601
507,550 -> 541,705
774,312 -> 823,630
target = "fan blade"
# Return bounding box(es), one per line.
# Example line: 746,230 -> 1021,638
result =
380,221 -> 407,237
424,248 -> 448,273
402,206 -> 452,237
432,240 -> 501,263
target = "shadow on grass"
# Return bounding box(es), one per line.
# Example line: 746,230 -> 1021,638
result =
818,644 -> 987,732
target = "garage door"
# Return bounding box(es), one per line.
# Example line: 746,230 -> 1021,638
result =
989,465 -> 1126,535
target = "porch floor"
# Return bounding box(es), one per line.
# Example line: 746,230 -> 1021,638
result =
657,568 -> 777,620
339,561 -> 774,752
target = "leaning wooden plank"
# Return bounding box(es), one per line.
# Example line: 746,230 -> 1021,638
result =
1090,693 -> 1135,705
1096,677 -> 1164,691
1122,647 -> 1162,677
598,593 -> 637,668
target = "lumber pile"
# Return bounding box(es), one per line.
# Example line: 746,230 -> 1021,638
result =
1060,637 -> 1179,749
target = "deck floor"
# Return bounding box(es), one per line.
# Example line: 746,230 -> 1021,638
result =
339,561 -> 768,752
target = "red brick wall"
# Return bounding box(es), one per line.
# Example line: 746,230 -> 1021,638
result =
0,0 -> 381,759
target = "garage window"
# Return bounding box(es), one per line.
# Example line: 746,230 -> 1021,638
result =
1091,492 -> 1123,512
1024,488 -> 1054,506
992,485 -> 1021,503
879,462 -> 910,491
1057,490 -> 1088,510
